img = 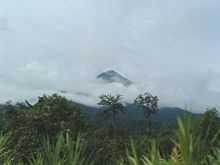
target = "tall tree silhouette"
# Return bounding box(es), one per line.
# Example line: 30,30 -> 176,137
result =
98,94 -> 125,130
135,92 -> 159,134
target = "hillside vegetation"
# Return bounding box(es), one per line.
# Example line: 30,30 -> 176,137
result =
0,94 -> 219,165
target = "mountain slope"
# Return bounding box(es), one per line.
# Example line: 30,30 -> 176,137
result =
97,70 -> 132,86
79,102 -> 200,131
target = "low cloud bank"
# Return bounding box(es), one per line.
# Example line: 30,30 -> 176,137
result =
1,0 -> 220,112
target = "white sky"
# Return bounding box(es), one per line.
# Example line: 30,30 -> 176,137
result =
0,0 -> 220,111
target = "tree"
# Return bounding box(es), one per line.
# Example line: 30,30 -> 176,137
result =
31,94 -> 86,136
6,94 -> 87,161
194,108 -> 220,164
134,92 -> 159,133
200,108 -> 220,135
98,94 -> 125,130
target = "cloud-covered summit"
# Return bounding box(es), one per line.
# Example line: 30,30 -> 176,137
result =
97,70 -> 133,86
0,0 -> 220,111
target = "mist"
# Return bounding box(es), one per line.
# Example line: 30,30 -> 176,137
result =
1,0 -> 220,112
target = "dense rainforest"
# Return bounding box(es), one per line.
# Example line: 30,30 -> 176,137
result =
0,94 -> 219,165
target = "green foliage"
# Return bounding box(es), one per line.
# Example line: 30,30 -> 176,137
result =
207,149 -> 220,165
119,112 -> 220,165
0,133 -> 11,164
0,94 -> 219,165
134,93 -> 159,134
170,113 -> 195,165
181,108 -> 220,164
32,94 -> 87,136
30,133 -> 93,165
142,141 -> 169,165
119,140 -> 169,165
86,127 -> 130,165
98,94 -> 125,129
134,93 -> 159,119
5,94 -> 87,161
198,108 -> 220,145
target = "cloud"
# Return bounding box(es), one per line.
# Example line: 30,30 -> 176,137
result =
0,18 -> 9,31
0,0 -> 220,112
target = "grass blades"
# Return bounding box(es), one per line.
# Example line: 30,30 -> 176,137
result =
0,114 -> 220,165
30,133 -> 94,165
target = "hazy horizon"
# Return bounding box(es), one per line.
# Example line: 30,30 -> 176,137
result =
1,0 -> 220,112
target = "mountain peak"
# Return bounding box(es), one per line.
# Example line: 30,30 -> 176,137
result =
97,70 -> 132,86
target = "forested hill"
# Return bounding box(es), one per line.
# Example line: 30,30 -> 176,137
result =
0,100 -> 200,132
78,103 -> 200,129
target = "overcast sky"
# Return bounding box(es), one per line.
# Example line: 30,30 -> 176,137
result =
0,0 -> 220,111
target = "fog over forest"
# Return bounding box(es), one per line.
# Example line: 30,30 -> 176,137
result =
1,0 -> 220,111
